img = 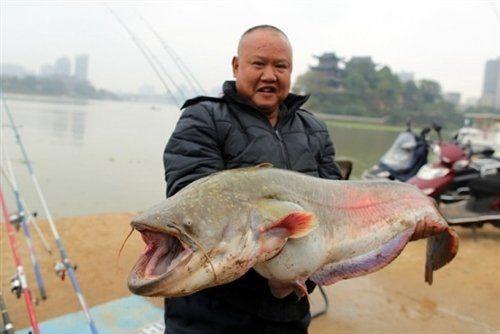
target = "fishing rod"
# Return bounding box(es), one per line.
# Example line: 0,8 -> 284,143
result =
2,150 -> 48,300
1,97 -> 99,334
139,15 -> 207,96
0,186 -> 40,334
0,167 -> 53,255
106,5 -> 181,106
144,38 -> 187,102
0,292 -> 14,334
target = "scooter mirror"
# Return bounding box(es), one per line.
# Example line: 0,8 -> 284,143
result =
420,127 -> 431,136
432,122 -> 443,141
480,148 -> 495,157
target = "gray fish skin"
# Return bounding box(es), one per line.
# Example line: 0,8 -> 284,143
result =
128,166 -> 458,298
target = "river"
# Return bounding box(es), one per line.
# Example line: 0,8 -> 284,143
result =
1,94 -> 399,217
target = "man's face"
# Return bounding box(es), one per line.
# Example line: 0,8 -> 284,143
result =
232,30 -> 292,115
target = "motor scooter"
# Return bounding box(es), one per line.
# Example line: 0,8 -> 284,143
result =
407,123 -> 469,197
408,123 -> 499,200
362,121 -> 430,182
439,172 -> 500,234
408,124 -> 500,235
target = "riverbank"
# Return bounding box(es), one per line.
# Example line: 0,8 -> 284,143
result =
1,213 -> 499,333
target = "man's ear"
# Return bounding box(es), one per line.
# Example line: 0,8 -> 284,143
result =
232,56 -> 239,78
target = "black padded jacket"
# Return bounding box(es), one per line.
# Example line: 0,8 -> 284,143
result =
162,81 -> 342,334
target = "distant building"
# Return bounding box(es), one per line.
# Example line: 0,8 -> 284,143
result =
74,54 -> 89,81
310,53 -> 344,89
443,92 -> 461,106
1,63 -> 26,77
350,56 -> 372,64
54,56 -> 71,77
39,64 -> 54,77
397,71 -> 414,83
480,57 -> 500,109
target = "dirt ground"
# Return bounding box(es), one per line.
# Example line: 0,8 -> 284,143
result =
1,213 -> 499,333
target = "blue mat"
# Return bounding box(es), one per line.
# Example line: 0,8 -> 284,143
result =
17,295 -> 164,334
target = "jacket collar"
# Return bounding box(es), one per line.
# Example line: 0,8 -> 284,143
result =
222,81 -> 310,115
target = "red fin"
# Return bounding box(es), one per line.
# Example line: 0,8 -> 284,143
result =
262,211 -> 316,239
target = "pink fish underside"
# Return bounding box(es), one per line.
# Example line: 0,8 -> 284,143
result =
310,228 -> 414,285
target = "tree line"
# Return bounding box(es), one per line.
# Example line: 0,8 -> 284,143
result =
1,75 -> 120,100
293,53 -> 494,127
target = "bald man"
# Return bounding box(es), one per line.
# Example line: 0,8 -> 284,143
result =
163,25 -> 342,334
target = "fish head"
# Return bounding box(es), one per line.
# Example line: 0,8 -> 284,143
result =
127,185 -> 262,297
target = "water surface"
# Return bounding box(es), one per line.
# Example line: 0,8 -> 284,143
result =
1,95 -> 397,217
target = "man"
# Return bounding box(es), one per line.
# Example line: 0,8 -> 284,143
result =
163,25 -> 342,334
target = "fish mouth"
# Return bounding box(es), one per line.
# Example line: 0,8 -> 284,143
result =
128,223 -> 193,294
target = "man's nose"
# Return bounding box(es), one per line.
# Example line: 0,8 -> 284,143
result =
261,65 -> 277,82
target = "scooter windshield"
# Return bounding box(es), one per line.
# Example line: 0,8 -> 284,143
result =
380,132 -> 417,171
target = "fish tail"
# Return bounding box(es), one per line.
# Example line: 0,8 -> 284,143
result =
425,228 -> 459,285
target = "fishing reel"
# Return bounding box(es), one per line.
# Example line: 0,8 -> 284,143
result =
8,211 -> 25,231
54,261 -> 77,281
10,275 -> 21,299
8,211 -> 37,231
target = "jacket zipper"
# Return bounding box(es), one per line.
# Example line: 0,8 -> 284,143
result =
241,102 -> 292,170
274,128 -> 291,170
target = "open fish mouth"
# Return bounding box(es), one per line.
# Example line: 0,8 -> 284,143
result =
128,224 -> 193,293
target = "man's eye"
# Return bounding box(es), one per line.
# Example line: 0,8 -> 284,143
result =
276,64 -> 287,69
253,62 -> 264,66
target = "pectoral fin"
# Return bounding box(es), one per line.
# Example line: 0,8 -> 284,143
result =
260,211 -> 316,239
255,199 -> 316,262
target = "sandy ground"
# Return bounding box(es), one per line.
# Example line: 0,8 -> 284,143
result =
1,213 -> 499,333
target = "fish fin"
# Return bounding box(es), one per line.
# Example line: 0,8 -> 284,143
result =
425,228 -> 459,285
262,211 -> 316,239
268,279 -> 309,299
256,162 -> 273,168
268,280 -> 294,298
292,280 -> 308,299
310,229 -> 413,285
411,214 -> 448,241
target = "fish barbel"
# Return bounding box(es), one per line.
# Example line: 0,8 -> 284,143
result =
128,165 -> 458,298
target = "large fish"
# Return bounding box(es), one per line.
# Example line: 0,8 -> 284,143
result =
128,165 -> 458,298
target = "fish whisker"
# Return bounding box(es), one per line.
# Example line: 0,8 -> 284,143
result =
117,227 -> 135,268
183,230 -> 218,282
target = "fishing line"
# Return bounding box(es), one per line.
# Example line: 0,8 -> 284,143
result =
105,4 -> 181,106
139,14 -> 206,96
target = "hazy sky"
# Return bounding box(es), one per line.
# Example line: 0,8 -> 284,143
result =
1,1 -> 499,100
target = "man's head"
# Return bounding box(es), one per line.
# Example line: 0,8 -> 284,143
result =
232,25 -> 293,117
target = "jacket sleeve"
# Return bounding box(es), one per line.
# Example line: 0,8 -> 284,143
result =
317,122 -> 343,181
163,103 -> 225,197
